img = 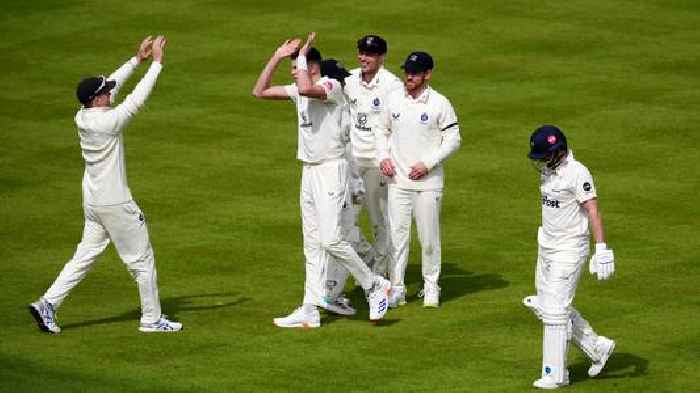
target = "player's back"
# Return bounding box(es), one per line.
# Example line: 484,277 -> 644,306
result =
75,107 -> 132,206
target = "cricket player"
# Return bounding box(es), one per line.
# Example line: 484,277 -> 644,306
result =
524,125 -> 616,389
376,51 -> 461,308
252,32 -> 391,328
28,36 -> 182,334
344,34 -> 404,276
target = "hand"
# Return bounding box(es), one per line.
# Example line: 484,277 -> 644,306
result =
408,162 -> 428,180
589,245 -> 615,280
136,36 -> 153,63
274,38 -> 301,59
152,35 -> 167,63
299,32 -> 316,56
380,158 -> 395,177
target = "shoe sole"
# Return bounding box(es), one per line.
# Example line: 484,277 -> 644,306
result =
423,303 -> 439,308
28,305 -> 58,334
139,327 -> 183,333
273,321 -> 320,329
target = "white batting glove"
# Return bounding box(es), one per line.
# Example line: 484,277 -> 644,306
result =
589,243 -> 615,280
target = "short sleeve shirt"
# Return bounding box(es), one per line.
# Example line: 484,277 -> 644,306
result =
538,151 -> 597,252
284,77 -> 348,164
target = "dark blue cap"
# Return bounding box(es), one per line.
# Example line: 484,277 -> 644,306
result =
76,76 -> 116,105
401,51 -> 433,73
357,35 -> 387,54
528,125 -> 568,160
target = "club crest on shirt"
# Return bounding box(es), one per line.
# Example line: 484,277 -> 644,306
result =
391,112 -> 401,120
371,97 -> 381,111
420,112 -> 429,124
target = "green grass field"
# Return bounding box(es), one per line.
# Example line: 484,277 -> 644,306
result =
1,1 -> 698,392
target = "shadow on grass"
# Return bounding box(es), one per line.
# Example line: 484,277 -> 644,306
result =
404,262 -> 510,305
61,292 -> 249,330
320,262 -> 508,326
570,352 -> 649,382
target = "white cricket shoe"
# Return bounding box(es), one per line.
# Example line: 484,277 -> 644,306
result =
588,336 -> 615,377
419,284 -> 440,308
388,286 -> 406,308
29,297 -> 61,334
368,277 -> 391,321
139,315 -> 183,333
533,370 -> 569,389
323,296 -> 357,316
273,307 -> 320,328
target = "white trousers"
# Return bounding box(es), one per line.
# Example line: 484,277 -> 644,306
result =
387,185 -> 442,290
301,159 -> 375,306
535,247 -> 602,378
357,165 -> 389,273
43,201 -> 161,324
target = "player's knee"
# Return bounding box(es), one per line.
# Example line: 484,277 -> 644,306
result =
541,305 -> 570,325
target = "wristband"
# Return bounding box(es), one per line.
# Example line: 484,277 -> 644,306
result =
296,55 -> 308,71
595,242 -> 607,253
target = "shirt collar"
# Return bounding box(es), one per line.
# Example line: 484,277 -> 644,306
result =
554,150 -> 574,175
360,67 -> 383,88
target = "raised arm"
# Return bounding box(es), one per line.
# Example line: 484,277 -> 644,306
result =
109,36 -> 154,104
294,32 -> 327,99
113,36 -> 166,122
252,38 -> 300,100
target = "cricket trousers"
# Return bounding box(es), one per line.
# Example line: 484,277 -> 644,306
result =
534,246 -> 604,381
357,163 -> 390,275
300,159 -> 375,306
43,201 -> 161,324
387,185 -> 442,292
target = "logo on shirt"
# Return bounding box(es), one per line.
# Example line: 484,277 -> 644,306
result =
583,182 -> 592,192
420,112 -> 429,124
371,97 -> 381,111
350,98 -> 358,105
542,195 -> 560,208
355,112 -> 371,131
391,112 -> 401,120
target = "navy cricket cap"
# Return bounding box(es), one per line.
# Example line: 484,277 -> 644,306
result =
357,35 -> 387,55
76,76 -> 116,105
401,51 -> 434,73
528,125 -> 568,160
292,47 -> 322,63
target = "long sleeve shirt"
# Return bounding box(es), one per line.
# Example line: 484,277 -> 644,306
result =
375,86 -> 461,191
75,57 -> 162,206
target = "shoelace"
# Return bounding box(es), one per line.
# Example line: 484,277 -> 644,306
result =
41,302 -> 56,325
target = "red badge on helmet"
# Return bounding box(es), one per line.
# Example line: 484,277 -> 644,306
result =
547,135 -> 557,144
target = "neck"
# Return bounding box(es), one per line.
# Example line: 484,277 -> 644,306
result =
408,84 -> 428,99
362,68 -> 378,83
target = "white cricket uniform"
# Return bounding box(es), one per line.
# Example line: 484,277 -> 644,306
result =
284,78 -> 376,307
43,57 -> 164,324
533,151 -> 605,382
375,86 -> 461,292
344,68 -> 404,273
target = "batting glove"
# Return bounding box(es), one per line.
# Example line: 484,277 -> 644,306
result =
589,243 -> 615,280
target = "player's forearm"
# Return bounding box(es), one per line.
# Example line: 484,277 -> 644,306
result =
252,54 -> 282,97
109,57 -> 139,104
424,127 -> 461,170
115,61 -> 162,118
584,199 -> 606,243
